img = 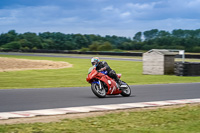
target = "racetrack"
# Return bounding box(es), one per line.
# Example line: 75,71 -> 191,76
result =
0,52 -> 199,114
0,52 -> 142,62
0,83 -> 200,112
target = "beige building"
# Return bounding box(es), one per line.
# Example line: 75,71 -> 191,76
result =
143,49 -> 176,75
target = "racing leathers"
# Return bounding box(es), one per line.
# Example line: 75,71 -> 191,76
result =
96,61 -> 122,86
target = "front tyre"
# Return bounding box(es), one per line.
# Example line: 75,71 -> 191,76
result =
91,82 -> 106,98
120,81 -> 131,97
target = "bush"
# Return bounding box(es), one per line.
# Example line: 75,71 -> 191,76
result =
32,47 -> 38,50
80,47 -> 89,52
20,47 -> 30,51
98,42 -> 112,51
1,41 -> 21,50
113,49 -> 123,52
89,42 -> 100,51
192,46 -> 200,52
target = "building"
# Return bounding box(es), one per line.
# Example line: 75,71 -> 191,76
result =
143,49 -> 176,75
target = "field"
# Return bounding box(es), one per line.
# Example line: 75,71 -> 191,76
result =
0,54 -> 200,89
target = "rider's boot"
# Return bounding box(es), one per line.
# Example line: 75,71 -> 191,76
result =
116,79 -> 123,89
116,79 -> 127,90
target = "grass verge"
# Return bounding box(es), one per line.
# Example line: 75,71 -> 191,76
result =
0,54 -> 200,89
0,104 -> 200,133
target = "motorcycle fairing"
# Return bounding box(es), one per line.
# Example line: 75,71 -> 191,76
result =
87,67 -> 122,95
99,75 -> 122,95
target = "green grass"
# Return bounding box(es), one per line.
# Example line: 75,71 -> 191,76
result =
175,58 -> 200,62
0,104 -> 200,133
0,54 -> 200,89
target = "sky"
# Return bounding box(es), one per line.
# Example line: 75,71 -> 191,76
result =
0,0 -> 200,37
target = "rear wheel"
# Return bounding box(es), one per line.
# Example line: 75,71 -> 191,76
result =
91,82 -> 106,98
120,81 -> 131,97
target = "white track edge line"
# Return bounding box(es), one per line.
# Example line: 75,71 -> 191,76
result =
0,98 -> 200,120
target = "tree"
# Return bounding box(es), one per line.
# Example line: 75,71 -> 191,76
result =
73,34 -> 89,49
41,39 -> 54,49
143,29 -> 159,40
1,28 -> 200,52
0,30 -> 18,46
63,41 -> 75,50
157,30 -> 170,37
19,39 -> 32,48
172,29 -> 185,38
98,42 -> 112,51
133,32 -> 142,42
121,42 -> 133,50
132,42 -> 143,50
19,32 -> 42,49
89,41 -> 101,51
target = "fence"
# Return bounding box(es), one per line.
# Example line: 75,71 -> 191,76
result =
0,49 -> 143,56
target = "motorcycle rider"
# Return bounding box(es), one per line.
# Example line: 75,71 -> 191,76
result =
91,57 -> 122,88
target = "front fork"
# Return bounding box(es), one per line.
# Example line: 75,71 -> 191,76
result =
98,80 -> 101,89
92,80 -> 101,88
92,80 -> 106,92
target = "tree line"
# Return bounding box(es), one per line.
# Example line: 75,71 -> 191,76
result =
0,29 -> 200,52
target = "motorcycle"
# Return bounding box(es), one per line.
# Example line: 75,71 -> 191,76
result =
86,66 -> 131,98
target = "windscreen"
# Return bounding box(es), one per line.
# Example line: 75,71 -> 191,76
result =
88,66 -> 95,74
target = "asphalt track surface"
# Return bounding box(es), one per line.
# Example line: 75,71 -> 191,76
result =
0,83 -> 200,112
0,52 -> 199,113
0,52 -> 142,61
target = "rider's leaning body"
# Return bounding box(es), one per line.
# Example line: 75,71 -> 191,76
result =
91,57 -> 122,87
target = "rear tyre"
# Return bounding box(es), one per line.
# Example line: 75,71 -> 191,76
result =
91,82 -> 106,98
120,81 -> 131,97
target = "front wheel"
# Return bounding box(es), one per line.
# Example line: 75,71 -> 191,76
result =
91,82 -> 106,98
120,81 -> 131,97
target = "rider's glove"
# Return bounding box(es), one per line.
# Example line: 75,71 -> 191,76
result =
99,67 -> 106,72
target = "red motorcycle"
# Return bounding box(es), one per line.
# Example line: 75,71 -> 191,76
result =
86,66 -> 131,98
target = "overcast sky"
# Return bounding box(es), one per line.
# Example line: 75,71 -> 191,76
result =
0,0 -> 200,37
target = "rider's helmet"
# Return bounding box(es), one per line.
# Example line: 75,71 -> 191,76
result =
91,57 -> 100,66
